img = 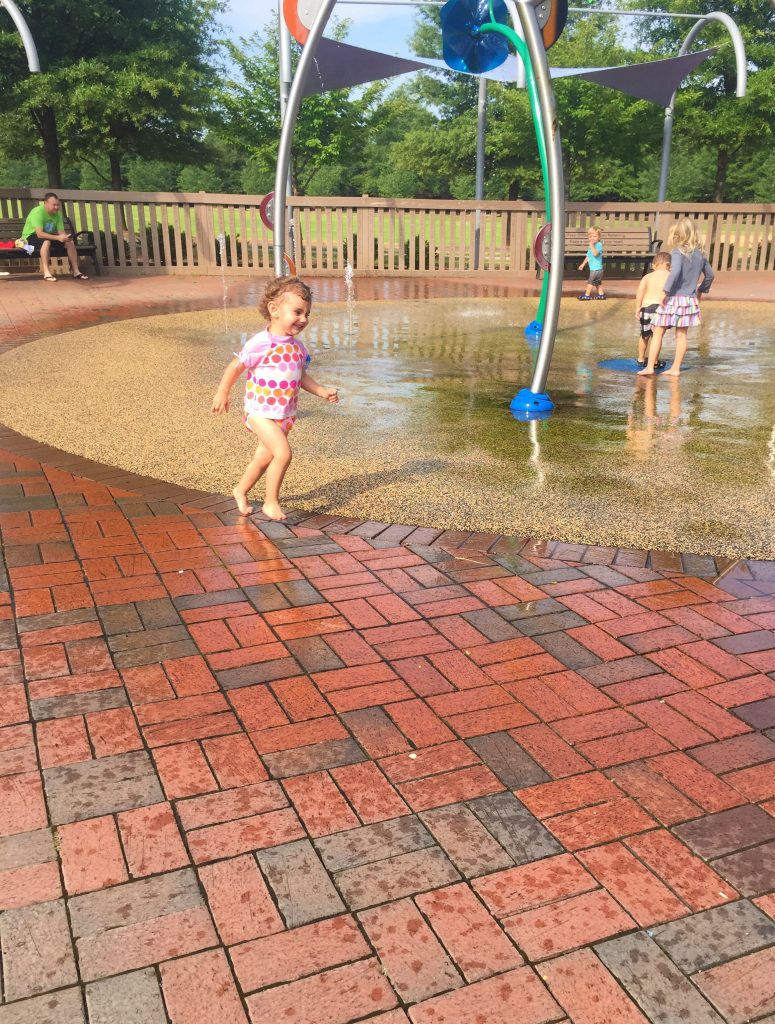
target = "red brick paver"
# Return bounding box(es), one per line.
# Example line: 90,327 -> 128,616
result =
0,434 -> 773,1022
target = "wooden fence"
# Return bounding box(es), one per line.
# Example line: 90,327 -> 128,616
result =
1,189 -> 773,276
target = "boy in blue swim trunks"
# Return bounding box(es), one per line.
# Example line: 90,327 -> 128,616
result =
578,227 -> 605,300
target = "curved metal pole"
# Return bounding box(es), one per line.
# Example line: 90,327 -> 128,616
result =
474,77 -> 487,270
658,11 -> 746,201
0,0 -> 40,72
273,0 -> 337,275
509,0 -> 565,397
277,0 -> 296,260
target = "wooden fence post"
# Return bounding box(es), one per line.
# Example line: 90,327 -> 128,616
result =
357,198 -> 371,276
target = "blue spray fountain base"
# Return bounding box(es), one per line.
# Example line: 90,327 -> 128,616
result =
510,387 -> 555,421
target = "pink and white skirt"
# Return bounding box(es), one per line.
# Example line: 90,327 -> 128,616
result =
652,293 -> 701,329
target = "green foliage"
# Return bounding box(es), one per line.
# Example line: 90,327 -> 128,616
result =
625,0 -> 775,199
635,139 -> 717,201
125,159 -> 182,192
306,163 -> 358,197
0,0 -> 771,201
0,153 -> 48,188
177,164 -> 225,193
0,0 -> 223,187
239,157 -> 275,197
217,19 -> 370,195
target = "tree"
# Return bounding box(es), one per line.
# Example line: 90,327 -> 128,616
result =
218,18 -> 371,195
0,0 -> 221,188
549,17 -> 662,200
400,7 -> 660,201
358,85 -> 448,198
628,0 -> 775,200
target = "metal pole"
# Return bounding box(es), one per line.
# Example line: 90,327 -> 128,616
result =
278,1 -> 296,259
273,0 -> 337,275
657,104 -> 674,203
0,0 -> 40,72
568,6 -> 709,17
509,0 -> 565,397
474,76 -> 487,270
657,12 -> 747,202
278,4 -> 293,123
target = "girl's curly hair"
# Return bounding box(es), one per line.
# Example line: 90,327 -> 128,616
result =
259,276 -> 312,320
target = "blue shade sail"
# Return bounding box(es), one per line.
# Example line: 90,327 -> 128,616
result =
440,0 -> 510,74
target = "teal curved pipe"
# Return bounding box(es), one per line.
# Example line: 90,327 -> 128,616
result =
480,13 -> 551,322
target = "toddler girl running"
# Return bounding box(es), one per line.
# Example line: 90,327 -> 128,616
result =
637,218 -> 714,377
211,276 -> 338,520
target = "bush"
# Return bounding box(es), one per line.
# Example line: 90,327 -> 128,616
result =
177,166 -> 225,193
124,159 -> 182,193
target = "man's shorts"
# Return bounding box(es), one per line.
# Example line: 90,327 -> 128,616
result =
26,234 -> 68,257
588,269 -> 604,286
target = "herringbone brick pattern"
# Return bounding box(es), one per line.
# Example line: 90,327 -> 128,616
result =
1,446 -> 774,1024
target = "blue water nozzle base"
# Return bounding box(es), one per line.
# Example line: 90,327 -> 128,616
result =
510,388 -> 555,421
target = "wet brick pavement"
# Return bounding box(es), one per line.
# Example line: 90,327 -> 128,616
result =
1,444 -> 774,1023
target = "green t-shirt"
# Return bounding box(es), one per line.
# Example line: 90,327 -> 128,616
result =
22,204 -> 65,239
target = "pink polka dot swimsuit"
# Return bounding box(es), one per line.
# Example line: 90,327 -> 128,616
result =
236,329 -> 310,433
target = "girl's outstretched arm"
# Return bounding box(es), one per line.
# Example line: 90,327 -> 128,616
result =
212,358 -> 245,413
301,372 -> 338,403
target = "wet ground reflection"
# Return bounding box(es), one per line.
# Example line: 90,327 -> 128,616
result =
0,296 -> 772,557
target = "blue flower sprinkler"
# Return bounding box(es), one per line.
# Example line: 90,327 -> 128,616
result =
441,0 -> 511,73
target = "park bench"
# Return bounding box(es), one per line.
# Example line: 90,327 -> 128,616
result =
0,214 -> 100,276
564,226 -> 661,277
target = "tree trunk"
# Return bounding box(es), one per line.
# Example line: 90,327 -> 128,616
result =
109,153 -> 124,191
713,148 -> 729,202
37,107 -> 63,188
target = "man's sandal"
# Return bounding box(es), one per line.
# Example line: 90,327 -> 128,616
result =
43,274 -> 57,282
72,273 -> 89,280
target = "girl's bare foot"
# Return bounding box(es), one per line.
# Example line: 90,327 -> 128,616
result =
662,369 -> 681,377
233,487 -> 253,515
262,500 -> 286,521
636,367 -> 655,376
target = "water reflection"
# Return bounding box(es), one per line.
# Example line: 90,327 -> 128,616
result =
626,376 -> 686,458
528,418 -> 547,487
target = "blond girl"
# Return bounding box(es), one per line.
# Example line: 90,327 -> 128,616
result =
637,218 -> 714,377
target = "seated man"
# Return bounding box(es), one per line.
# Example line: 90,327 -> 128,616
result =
21,192 -> 88,282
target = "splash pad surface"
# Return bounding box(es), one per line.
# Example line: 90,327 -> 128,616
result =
0,296 -> 772,558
